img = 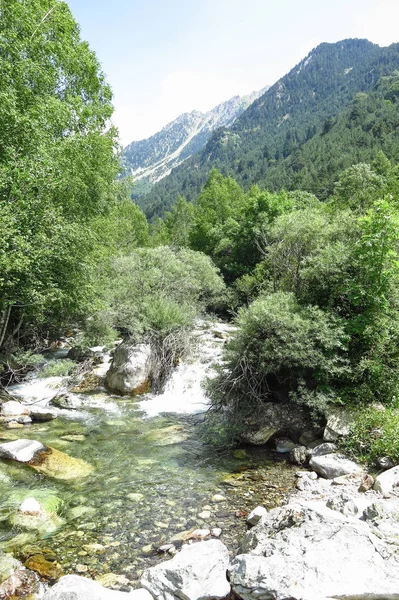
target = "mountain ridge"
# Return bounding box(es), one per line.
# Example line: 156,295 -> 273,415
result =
122,87 -> 269,196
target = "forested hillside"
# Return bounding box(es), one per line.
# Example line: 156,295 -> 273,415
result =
139,39 -> 399,219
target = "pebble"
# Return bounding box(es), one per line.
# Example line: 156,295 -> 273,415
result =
211,527 -> 222,538
198,510 -> 211,519
76,564 -> 88,573
212,494 -> 226,503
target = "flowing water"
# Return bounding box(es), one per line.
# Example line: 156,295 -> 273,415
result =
0,323 -> 296,588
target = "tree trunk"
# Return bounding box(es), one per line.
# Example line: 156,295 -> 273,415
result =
0,305 -> 11,350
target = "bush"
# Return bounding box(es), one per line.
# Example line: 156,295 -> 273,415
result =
208,292 -> 349,417
341,403 -> 399,466
39,359 -> 76,378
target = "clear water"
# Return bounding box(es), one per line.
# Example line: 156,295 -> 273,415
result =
0,328 -> 296,587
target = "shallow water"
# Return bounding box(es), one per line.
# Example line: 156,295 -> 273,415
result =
0,327 -> 296,587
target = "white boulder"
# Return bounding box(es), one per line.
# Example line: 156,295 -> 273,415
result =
309,453 -> 362,479
42,575 -> 152,600
1,401 -> 29,417
0,439 -> 45,462
105,343 -> 151,395
246,506 -> 267,527
141,539 -> 230,600
374,465 -> 399,497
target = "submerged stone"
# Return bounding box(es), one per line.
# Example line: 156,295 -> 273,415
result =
0,439 -> 93,480
25,554 -> 63,582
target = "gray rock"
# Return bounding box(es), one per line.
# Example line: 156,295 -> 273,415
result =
240,403 -> 311,446
377,456 -> 395,470
326,494 -> 359,517
246,506 -> 267,527
374,465 -> 399,497
275,438 -> 297,453
141,540 -> 230,600
229,501 -> 399,600
43,575 -> 151,599
311,442 -> 337,457
0,439 -> 45,462
50,393 -> 82,410
105,343 -> 151,396
309,453 -> 362,479
29,407 -> 57,422
290,445 -> 310,465
298,429 -> 320,446
323,406 -> 355,441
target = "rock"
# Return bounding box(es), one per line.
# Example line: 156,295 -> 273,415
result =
276,438 -> 297,453
1,401 -> 30,417
50,392 -> 81,410
323,406 -> 355,441
311,442 -> 337,457
141,539 -> 230,600
0,439 -> 45,462
377,455 -> 395,470
5,421 -> 24,429
127,493 -> 144,503
359,473 -> 374,492
309,453 -> 362,479
11,497 -> 63,535
158,544 -> 175,554
326,494 -> 359,517
105,343 -> 151,396
189,529 -> 210,539
211,494 -> 226,503
289,445 -> 309,465
67,346 -> 94,362
0,565 -> 39,598
246,506 -> 267,527
19,498 -> 41,515
71,373 -> 103,393
374,465 -> 399,497
229,501 -> 399,600
43,574 -> 151,599
25,554 -> 63,581
210,528 -> 222,538
299,429 -> 320,446
240,402 -> 311,446
29,406 -> 57,422
0,552 -> 22,584
95,573 -> 130,592
296,470 -> 317,479
83,544 -> 106,555
0,439 -> 93,479
198,510 -> 211,519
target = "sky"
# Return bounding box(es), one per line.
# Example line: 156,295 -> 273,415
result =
65,0 -> 399,145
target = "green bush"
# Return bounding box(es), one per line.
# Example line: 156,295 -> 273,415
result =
208,292 -> 349,417
39,359 -> 76,379
341,403 -> 399,465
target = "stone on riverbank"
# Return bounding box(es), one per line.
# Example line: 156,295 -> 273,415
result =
309,453 -> 362,479
29,406 -> 57,422
246,506 -> 267,527
105,343 -> 151,396
141,539 -> 230,600
43,574 -> 152,599
1,401 -> 30,417
229,501 -> 399,600
50,392 -> 82,410
240,403 -> 311,446
323,406 -> 355,441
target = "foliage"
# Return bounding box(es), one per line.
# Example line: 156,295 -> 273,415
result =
39,359 -> 76,379
208,292 -> 349,417
138,41 -> 399,219
341,403 -> 399,465
0,0 -> 127,350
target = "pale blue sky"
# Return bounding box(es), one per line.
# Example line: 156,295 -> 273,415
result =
65,0 -> 399,145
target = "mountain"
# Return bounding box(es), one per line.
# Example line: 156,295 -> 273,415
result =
138,39 -> 399,219
122,88 -> 268,198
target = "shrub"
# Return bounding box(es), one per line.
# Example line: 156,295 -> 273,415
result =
208,292 -> 349,417
39,359 -> 76,378
341,403 -> 399,466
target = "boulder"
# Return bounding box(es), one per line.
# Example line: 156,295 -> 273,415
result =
309,453 -> 362,479
311,442 -> 337,457
247,506 -> 267,527
323,406 -> 355,441
10,497 -> 63,535
29,406 -> 57,422
105,343 -> 151,396
42,575 -> 152,599
141,539 -> 230,600
0,439 -> 93,479
240,403 -> 311,446
374,465 -> 399,497
0,439 -> 45,462
1,401 -> 30,417
290,446 -> 310,465
229,501 -> 399,600
50,392 -> 82,410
